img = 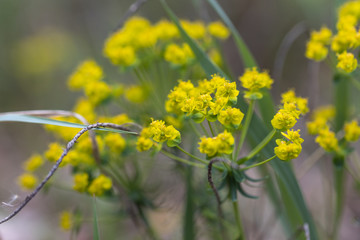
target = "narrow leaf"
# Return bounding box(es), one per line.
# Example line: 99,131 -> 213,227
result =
0,114 -> 137,135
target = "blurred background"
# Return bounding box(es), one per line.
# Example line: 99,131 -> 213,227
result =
1,0 -> 359,239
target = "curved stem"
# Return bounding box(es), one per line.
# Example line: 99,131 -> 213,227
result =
238,129 -> 276,164
160,150 -> 205,168
234,100 -> 255,160
240,155 -> 276,171
176,145 -> 209,165
200,122 -> 209,137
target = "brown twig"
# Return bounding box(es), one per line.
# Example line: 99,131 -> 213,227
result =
0,122 -> 137,224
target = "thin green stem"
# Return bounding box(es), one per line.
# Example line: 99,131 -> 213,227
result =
208,120 -> 215,137
188,120 -> 202,138
234,99 -> 255,160
200,122 -> 209,137
237,129 -> 277,164
240,155 -> 276,171
175,145 -> 209,165
160,150 -> 206,168
232,201 -> 245,239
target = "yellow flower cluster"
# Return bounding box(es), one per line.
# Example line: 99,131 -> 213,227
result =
136,119 -> 181,151
103,16 -> 229,68
306,1 -> 360,73
59,211 -> 73,231
272,90 -> 308,160
238,67 -> 274,99
344,120 -> 360,142
73,172 -> 89,192
336,51 -> 358,73
198,130 -> 234,157
165,75 -> 243,128
306,105 -> 340,152
274,130 -> 303,161
305,27 -> 332,61
23,154 -> 44,172
164,43 -> 194,66
67,60 -> 113,106
88,174 -> 112,196
17,173 -> 38,190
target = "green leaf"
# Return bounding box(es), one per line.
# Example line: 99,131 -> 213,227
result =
160,0 -> 227,79
206,0 -> 257,68
92,196 -> 100,240
0,113 -> 137,135
183,166 -> 195,240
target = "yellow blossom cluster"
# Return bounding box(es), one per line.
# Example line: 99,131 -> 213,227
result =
306,1 -> 360,73
198,130 -> 234,157
87,174 -> 113,196
59,211 -> 73,231
67,60 -> 112,106
165,75 -> 243,128
136,119 -> 181,151
103,16 -> 229,68
306,105 -> 341,152
238,67 -> 274,99
272,90 -> 308,160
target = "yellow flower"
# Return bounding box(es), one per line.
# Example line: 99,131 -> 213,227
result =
305,41 -> 328,61
215,81 -> 239,103
164,43 -> 194,66
217,107 -> 244,129
154,20 -> 179,40
274,139 -> 302,161
84,81 -> 112,106
198,131 -> 234,157
281,90 -> 309,114
271,111 -> 297,131
281,129 -> 304,145
164,115 -> 183,129
306,118 -> 328,135
336,51 -> 358,73
45,142 -> 68,167
136,136 -> 154,152
104,45 -> 137,66
149,119 -> 181,144
124,85 -> 148,103
344,120 -> 360,142
207,21 -> 230,39
309,27 -> 332,45
67,60 -> 103,90
315,128 -> 339,152
59,211 -> 73,231
88,174 -> 112,196
104,133 -> 126,154
181,20 -> 206,39
73,173 -> 89,192
312,105 -> 335,121
198,137 -> 218,157
18,173 -> 38,190
23,154 -> 44,172
239,68 -> 273,99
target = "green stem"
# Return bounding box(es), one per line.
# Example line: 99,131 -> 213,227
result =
237,129 -> 277,164
160,150 -> 205,168
175,145 -> 209,165
200,122 -> 209,137
232,201 -> 245,239
240,155 -> 276,171
234,99 -> 255,160
208,120 -> 215,137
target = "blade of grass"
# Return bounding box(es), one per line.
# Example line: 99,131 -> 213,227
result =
183,166 -> 195,240
92,195 -> 100,240
206,0 -> 257,68
0,113 -> 137,134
